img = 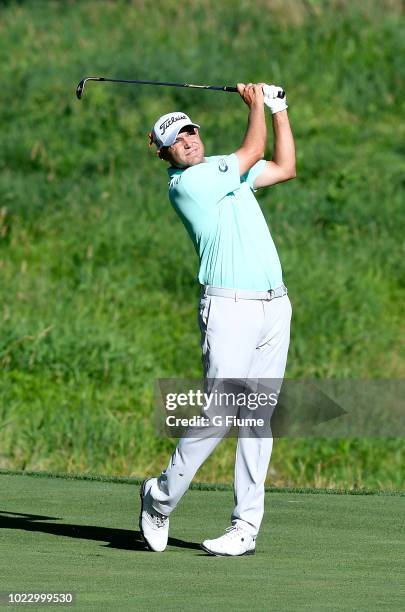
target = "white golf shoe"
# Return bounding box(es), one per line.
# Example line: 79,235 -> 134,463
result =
139,478 -> 169,552
201,524 -> 256,556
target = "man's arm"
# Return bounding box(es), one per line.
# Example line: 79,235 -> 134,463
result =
235,83 -> 266,176
253,106 -> 296,189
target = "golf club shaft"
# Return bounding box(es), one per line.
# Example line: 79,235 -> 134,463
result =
76,77 -> 285,99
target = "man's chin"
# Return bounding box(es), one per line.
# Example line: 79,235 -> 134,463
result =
186,155 -> 205,167
174,153 -> 205,169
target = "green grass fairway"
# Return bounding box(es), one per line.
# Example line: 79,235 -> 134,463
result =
0,474 -> 403,611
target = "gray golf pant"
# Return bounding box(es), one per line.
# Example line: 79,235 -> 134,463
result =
150,291 -> 292,536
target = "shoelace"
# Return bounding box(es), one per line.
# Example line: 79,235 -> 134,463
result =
224,525 -> 246,540
151,511 -> 168,528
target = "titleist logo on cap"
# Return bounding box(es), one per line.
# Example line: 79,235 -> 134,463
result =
159,114 -> 187,135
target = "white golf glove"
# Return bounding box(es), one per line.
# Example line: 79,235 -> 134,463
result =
262,84 -> 288,114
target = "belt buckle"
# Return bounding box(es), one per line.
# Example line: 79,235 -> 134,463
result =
268,289 -> 275,301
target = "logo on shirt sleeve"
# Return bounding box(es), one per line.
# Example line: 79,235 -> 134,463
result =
218,158 -> 228,173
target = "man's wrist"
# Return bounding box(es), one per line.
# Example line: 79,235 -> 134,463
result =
271,109 -> 289,120
249,100 -> 265,112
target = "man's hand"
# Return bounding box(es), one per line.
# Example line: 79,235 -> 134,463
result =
237,83 -> 264,108
262,84 -> 288,114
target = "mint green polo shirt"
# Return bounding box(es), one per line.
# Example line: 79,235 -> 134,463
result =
167,153 -> 283,290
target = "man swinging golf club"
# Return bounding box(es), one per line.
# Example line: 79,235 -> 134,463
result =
141,82 -> 296,556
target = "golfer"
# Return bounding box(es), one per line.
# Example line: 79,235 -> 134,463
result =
140,83 -> 296,556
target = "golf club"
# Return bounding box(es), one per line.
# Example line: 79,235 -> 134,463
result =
76,77 -> 286,100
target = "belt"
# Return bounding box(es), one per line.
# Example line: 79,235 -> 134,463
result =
203,284 -> 288,301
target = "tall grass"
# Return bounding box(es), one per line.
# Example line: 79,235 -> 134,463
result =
0,0 -> 404,489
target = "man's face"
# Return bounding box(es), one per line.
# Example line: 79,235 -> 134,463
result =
162,126 -> 205,168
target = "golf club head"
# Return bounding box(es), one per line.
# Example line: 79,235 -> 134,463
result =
76,79 -> 86,99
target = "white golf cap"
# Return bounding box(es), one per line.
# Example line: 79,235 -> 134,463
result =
150,112 -> 200,149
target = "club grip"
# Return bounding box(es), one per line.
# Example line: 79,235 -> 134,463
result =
227,86 -> 285,98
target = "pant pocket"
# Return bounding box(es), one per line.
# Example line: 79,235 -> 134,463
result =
198,295 -> 213,327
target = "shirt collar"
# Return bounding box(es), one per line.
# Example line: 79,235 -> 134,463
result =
167,166 -> 184,179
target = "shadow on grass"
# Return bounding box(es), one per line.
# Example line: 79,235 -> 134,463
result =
0,510 -> 200,551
